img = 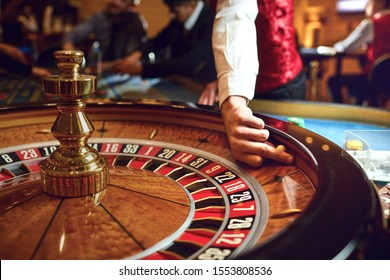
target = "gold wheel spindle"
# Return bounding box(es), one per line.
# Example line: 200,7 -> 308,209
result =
40,50 -> 109,197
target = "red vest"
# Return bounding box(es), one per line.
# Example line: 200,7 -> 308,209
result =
210,0 -> 302,93
365,10 -> 390,73
255,0 -> 302,94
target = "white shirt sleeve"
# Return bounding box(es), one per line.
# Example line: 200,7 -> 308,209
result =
333,18 -> 374,52
213,0 -> 259,106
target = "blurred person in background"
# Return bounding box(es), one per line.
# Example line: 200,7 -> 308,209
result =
111,0 -> 217,85
62,0 -> 147,64
1,0 -> 40,47
327,0 -> 390,105
42,0 -> 79,34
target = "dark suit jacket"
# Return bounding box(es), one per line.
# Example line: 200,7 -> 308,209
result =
140,3 -> 216,85
63,10 -> 147,61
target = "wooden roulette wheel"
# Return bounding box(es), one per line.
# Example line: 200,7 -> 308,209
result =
0,99 -> 385,260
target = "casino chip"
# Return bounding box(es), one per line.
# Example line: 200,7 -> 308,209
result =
287,117 -> 305,128
345,139 -> 364,150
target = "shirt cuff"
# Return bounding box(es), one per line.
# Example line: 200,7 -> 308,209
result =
218,72 -> 257,108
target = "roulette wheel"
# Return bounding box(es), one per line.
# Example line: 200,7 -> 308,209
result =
0,51 -> 386,260
0,100 -> 385,260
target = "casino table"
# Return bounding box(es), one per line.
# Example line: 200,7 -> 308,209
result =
0,100 -> 388,260
249,99 -> 390,228
248,99 -> 390,147
0,73 -> 201,105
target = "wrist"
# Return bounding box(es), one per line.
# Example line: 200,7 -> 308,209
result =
221,96 -> 248,112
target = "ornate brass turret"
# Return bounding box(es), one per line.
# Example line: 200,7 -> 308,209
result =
40,50 -> 109,197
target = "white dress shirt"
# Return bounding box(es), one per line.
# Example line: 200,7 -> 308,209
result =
213,0 -> 259,106
184,0 -> 204,31
333,18 -> 374,52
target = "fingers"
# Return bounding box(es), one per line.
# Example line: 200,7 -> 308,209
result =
198,83 -> 218,106
102,61 -> 114,71
227,106 -> 265,131
32,67 -> 52,79
232,151 -> 267,167
231,125 -> 269,142
198,92 -> 214,106
112,60 -> 142,75
226,113 -> 268,143
231,140 -> 294,167
111,61 -> 126,74
221,98 -> 293,167
257,143 -> 294,165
